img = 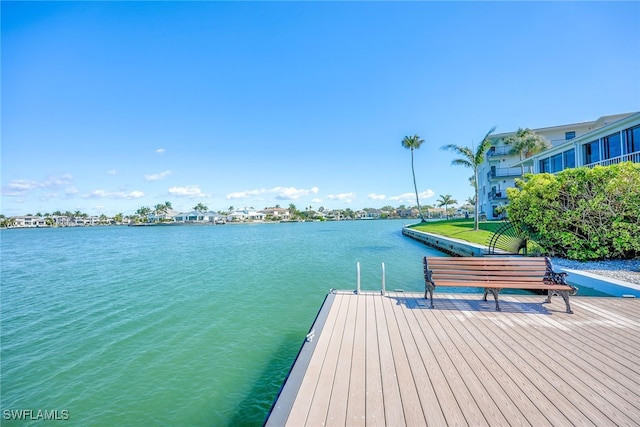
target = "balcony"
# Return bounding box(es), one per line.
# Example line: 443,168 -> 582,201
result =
486,146 -> 512,159
585,151 -> 640,168
488,190 -> 508,200
487,167 -> 522,180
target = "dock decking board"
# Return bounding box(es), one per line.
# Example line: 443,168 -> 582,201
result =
266,292 -> 640,427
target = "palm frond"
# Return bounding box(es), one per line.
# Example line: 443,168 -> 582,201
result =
451,159 -> 473,168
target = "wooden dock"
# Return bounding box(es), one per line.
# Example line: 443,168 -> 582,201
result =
266,291 -> 640,426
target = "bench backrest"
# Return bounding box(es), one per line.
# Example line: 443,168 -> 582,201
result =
424,257 -> 550,284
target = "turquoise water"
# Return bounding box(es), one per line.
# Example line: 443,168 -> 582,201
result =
0,220 -> 444,426
0,220 -> 613,426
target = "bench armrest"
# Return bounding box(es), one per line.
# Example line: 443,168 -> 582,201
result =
545,258 -> 578,295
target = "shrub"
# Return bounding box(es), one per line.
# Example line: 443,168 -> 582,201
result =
506,162 -> 640,260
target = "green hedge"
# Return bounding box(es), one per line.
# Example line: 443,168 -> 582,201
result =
506,162 -> 640,260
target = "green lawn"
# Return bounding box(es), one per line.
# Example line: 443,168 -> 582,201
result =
408,218 -> 505,246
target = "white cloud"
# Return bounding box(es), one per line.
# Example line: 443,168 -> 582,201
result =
168,185 -> 208,198
156,148 -> 166,154
83,190 -> 145,199
226,189 -> 267,199
4,179 -> 39,195
388,190 -> 435,204
368,193 -> 386,200
226,186 -> 319,200
273,186 -> 319,200
327,192 -> 356,203
145,170 -> 172,181
42,174 -> 73,187
311,198 -> 323,204
2,174 -> 74,196
107,169 -> 118,175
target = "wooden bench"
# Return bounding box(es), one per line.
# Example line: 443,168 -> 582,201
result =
423,256 -> 578,313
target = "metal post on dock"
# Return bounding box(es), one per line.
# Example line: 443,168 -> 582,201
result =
381,262 -> 386,295
356,262 -> 361,294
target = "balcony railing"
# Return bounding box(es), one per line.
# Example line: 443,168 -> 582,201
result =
488,190 -> 508,200
486,146 -> 513,159
585,151 -> 640,168
488,167 -> 522,179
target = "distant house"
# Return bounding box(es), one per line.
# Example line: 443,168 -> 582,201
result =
175,211 -> 224,223
363,209 -> 382,219
227,208 -> 265,222
148,208 -> 179,223
396,208 -> 419,218
427,207 -> 446,218
13,215 -> 45,227
260,207 -> 291,220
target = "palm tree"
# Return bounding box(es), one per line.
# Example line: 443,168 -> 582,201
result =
193,203 -> 208,212
288,203 -> 298,219
504,128 -> 551,174
136,206 -> 152,223
441,126 -> 496,230
437,194 -> 457,219
401,134 -> 427,222
154,203 -> 167,222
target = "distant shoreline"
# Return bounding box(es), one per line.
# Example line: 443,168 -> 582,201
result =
1,217 -> 417,230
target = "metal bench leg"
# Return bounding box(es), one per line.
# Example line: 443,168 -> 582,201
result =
544,290 -> 573,314
485,288 -> 500,311
424,268 -> 435,309
559,290 -> 573,314
424,282 -> 435,309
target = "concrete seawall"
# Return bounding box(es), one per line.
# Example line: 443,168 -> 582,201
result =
402,226 -> 487,257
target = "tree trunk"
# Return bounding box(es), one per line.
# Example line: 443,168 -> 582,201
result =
474,169 -> 480,231
411,149 -> 425,222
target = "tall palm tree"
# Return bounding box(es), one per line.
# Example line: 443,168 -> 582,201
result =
504,128 -> 551,174
436,194 -> 457,219
401,134 -> 427,222
441,126 -> 496,230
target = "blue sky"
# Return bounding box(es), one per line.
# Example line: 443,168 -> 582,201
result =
2,1 -> 639,216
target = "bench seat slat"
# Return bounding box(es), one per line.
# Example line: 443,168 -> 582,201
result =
434,280 -> 573,291
427,258 -> 546,264
429,264 -> 546,276
432,274 -> 549,279
432,270 -> 545,276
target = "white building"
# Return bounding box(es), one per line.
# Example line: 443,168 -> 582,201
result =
260,207 -> 291,220
174,211 -> 224,223
226,208 -> 265,222
478,112 -> 639,220
528,112 -> 640,173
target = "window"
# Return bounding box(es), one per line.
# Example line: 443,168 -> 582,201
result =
563,148 -> 575,169
565,131 -> 576,140
550,153 -> 563,173
624,125 -> 640,154
583,140 -> 600,164
602,132 -> 622,160
539,157 -> 550,173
